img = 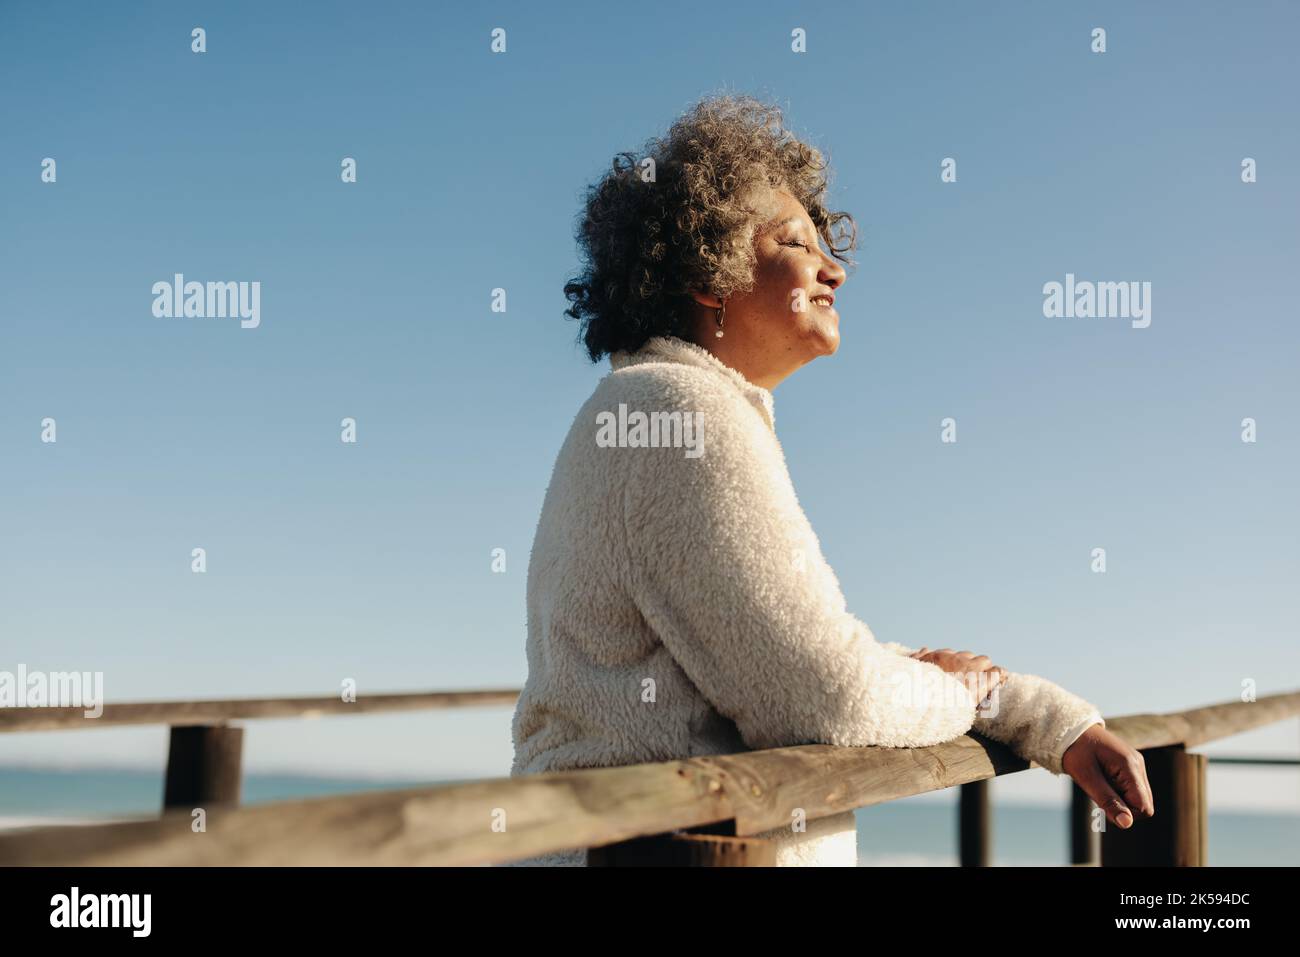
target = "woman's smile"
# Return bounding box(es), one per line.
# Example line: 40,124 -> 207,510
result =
809,292 -> 837,318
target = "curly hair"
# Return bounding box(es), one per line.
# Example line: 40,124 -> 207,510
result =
563,93 -> 858,362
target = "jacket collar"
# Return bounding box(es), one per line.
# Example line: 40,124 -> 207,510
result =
609,335 -> 776,432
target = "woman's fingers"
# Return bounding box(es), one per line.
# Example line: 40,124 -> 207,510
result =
951,654 -> 1004,687
973,667 -> 1007,699
1084,750 -> 1156,829
960,669 -> 983,695
1062,728 -> 1157,832
1082,764 -> 1135,829
1104,749 -> 1155,819
960,669 -> 1002,704
906,648 -> 1009,704
909,650 -> 1009,699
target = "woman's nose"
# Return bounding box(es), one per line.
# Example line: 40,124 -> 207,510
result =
819,252 -> 846,289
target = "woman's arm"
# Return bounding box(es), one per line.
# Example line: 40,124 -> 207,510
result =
876,640 -> 1105,776
616,372 -> 979,753
878,640 -> 1154,830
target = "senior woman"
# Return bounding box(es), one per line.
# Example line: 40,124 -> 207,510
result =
506,94 -> 1154,866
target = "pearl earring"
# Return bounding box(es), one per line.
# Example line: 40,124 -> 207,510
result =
715,300 -> 725,338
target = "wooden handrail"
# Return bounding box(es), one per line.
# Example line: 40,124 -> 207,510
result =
1,690 -> 1296,866
0,689 -> 520,733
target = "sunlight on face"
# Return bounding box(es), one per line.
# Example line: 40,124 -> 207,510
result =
742,187 -> 847,359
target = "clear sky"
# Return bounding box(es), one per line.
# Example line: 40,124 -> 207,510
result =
2,1 -> 1297,812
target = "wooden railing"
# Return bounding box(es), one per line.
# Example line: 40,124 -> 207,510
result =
0,689 -> 1296,866
0,690 -> 518,810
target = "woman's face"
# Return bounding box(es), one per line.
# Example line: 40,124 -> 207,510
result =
697,187 -> 848,386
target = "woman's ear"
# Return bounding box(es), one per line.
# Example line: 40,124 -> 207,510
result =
688,287 -> 723,310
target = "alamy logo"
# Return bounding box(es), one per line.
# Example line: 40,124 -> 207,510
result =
50,887 -> 151,937
152,274 -> 261,328
1042,273 -> 1151,329
595,403 -> 704,459
0,664 -> 103,718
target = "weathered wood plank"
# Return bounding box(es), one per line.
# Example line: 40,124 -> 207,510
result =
0,690 -> 1294,867
0,735 -> 1073,866
1101,691 -> 1300,751
0,689 -> 520,733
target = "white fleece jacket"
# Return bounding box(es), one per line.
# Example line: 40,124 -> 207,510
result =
504,335 -> 1104,866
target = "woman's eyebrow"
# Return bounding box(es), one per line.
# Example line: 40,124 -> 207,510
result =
763,216 -> 809,235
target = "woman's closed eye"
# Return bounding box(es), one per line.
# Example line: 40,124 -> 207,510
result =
782,239 -> 812,251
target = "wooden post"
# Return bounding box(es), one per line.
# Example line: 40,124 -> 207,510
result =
959,779 -> 990,866
162,724 -> 244,811
1070,781 -> 1099,865
588,820 -> 776,866
1101,744 -> 1206,866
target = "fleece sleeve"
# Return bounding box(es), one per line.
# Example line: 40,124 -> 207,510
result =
876,641 -> 1105,776
618,381 -> 979,753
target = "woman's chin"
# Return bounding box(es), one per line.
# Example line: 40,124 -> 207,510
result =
785,314 -> 840,362
811,320 -> 840,356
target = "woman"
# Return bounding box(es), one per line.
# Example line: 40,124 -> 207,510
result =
507,94 -> 1154,866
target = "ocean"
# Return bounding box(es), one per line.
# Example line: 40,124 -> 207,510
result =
2,766 -> 1296,866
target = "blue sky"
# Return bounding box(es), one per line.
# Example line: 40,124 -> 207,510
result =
2,1 -> 1297,811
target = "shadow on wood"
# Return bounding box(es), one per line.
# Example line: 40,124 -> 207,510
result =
588,820 -> 776,866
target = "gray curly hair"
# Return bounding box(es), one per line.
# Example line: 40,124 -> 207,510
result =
563,92 -> 858,362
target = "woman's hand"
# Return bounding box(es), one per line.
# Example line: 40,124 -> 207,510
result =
907,647 -> 1008,704
1061,724 -> 1155,830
